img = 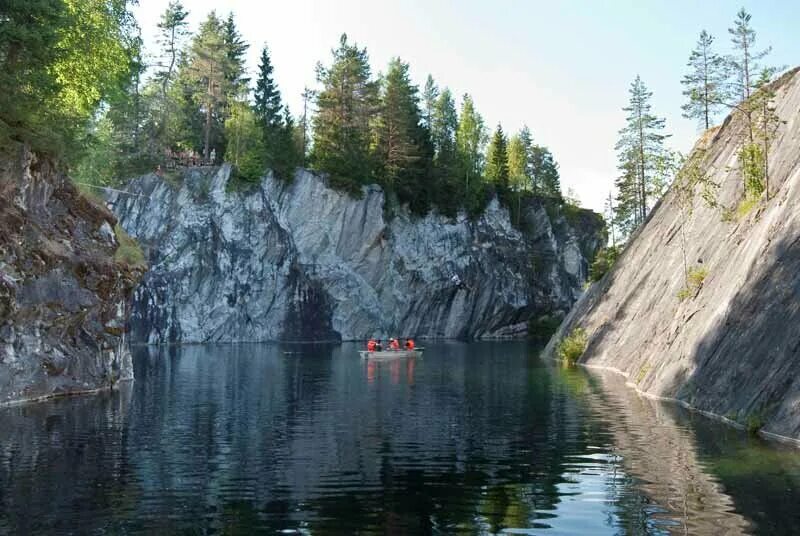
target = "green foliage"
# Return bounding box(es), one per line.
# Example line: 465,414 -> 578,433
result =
485,124 -> 509,189
455,94 -> 487,191
745,413 -> 764,436
0,0 -> 138,158
113,224 -> 146,269
224,101 -> 265,182
556,328 -> 588,367
677,266 -> 708,301
311,33 -> 379,192
530,144 -> 561,198
528,315 -> 561,341
681,30 -> 726,130
589,246 -> 620,282
739,142 -> 766,198
614,76 -> 669,239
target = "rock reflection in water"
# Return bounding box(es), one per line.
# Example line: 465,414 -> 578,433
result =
1,343 -> 800,534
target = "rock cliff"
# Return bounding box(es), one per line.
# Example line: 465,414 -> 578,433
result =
108,167 -> 604,343
545,68 -> 800,441
0,145 -> 143,405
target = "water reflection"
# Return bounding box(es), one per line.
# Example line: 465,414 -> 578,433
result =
0,342 -> 799,534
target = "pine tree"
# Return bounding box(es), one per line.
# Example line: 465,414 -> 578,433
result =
455,94 -> 487,193
727,9 -> 771,107
485,123 -> 509,189
155,1 -> 189,100
311,33 -> 379,190
374,58 -> 426,191
185,12 -> 233,160
681,30 -> 726,130
614,76 -> 668,234
422,75 -> 439,129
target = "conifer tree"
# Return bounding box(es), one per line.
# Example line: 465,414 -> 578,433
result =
374,58 -> 427,193
155,1 -> 189,100
614,75 -> 668,234
431,88 -> 458,162
311,34 -> 379,189
727,9 -> 771,107
253,45 -> 287,173
485,123 -> 509,189
681,30 -> 726,130
185,12 -> 233,160
518,125 -> 535,189
222,12 -> 249,96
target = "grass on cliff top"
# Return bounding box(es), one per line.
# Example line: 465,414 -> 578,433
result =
114,224 -> 146,269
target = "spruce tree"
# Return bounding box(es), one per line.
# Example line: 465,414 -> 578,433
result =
311,34 -> 379,190
681,30 -> 726,130
222,12 -> 249,96
614,75 -> 668,234
253,45 -> 287,174
485,123 -> 509,190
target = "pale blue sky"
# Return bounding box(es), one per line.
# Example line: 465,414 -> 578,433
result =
133,0 -> 799,212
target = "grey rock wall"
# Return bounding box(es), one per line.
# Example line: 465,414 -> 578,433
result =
109,166 -> 604,343
544,67 -> 800,440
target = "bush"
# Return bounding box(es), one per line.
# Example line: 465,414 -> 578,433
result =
739,143 -> 765,199
677,266 -> 708,301
114,224 -> 146,269
589,246 -> 620,282
556,327 -> 588,366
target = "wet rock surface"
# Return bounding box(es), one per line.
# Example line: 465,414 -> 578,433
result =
109,166 -> 604,343
0,145 -> 143,405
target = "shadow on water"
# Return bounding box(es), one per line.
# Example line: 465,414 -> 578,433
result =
1,342 -> 800,534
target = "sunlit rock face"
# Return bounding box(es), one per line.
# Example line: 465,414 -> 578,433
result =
108,165 -> 603,343
0,146 -> 143,405
545,67 -> 800,440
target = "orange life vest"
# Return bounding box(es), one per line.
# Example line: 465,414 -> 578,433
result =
405,339 -> 415,350
367,339 -> 376,351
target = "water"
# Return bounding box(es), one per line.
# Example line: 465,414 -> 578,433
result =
1,342 -> 800,535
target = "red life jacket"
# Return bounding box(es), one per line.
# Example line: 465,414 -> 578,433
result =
390,339 -> 400,350
367,340 -> 376,351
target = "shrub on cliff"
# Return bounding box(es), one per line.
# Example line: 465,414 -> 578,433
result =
557,328 -> 588,366
589,246 -> 621,282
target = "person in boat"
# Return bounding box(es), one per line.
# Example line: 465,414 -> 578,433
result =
404,338 -> 415,350
375,339 -> 383,351
389,338 -> 400,351
367,338 -> 377,352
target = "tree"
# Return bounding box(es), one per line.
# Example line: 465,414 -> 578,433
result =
253,45 -> 286,172
224,100 -> 265,181
311,33 -> 379,190
0,0 -> 139,157
455,94 -> 487,193
422,75 -> 439,128
184,12 -> 233,160
485,123 -> 509,189
155,1 -> 189,100
507,134 -> 527,192
222,12 -> 249,96
727,9 -> 771,107
530,145 -> 561,198
373,58 -> 428,199
614,75 -> 668,233
681,30 -> 726,130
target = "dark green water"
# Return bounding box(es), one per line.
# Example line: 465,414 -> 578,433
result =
1,342 -> 800,535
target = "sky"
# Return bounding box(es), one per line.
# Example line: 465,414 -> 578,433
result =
132,0 -> 800,212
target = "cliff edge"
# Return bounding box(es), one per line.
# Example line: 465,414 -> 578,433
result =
109,167 -> 604,343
